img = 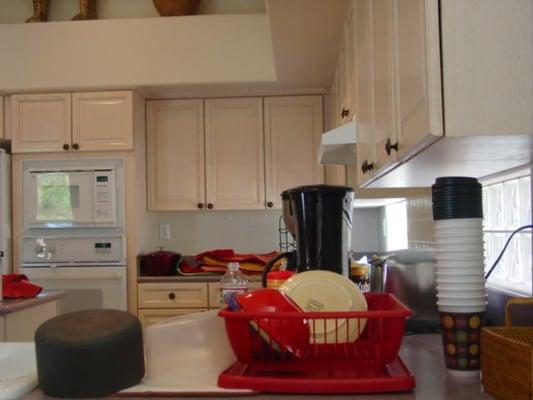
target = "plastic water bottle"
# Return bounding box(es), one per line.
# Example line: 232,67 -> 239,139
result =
220,262 -> 249,308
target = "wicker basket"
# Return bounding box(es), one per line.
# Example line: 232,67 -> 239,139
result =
481,297 -> 533,400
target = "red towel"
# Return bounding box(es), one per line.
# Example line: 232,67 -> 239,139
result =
2,274 -> 43,299
195,249 -> 279,265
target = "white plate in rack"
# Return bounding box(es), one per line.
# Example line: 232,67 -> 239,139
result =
279,270 -> 368,343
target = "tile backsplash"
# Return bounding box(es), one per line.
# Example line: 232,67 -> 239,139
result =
141,208 -> 384,255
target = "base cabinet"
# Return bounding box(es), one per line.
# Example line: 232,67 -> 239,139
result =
137,281 -> 262,327
0,301 -> 58,342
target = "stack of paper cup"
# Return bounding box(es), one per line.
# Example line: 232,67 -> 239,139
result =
432,177 -> 485,378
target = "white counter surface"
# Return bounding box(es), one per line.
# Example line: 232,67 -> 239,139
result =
21,333 -> 496,399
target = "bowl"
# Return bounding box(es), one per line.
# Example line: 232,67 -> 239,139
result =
235,289 -> 310,358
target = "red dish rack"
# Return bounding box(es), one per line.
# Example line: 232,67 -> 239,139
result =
218,293 -> 415,394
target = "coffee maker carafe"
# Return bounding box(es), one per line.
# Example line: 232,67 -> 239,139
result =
262,185 -> 354,287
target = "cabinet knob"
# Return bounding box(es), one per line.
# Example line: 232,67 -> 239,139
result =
341,107 -> 350,118
197,203 -> 204,209
266,201 -> 274,208
72,143 -> 80,150
63,144 -> 70,151
168,292 -> 176,300
361,159 -> 375,174
207,203 -> 214,210
385,138 -> 399,155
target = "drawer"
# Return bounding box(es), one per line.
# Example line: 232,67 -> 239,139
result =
208,281 -> 262,309
138,308 -> 207,328
138,282 -> 208,309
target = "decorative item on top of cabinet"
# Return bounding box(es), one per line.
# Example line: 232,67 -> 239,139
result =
10,91 -> 135,154
264,96 -> 324,209
26,0 -> 97,22
152,0 -> 200,16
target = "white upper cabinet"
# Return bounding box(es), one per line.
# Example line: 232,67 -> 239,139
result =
392,0 -> 442,158
372,0 -> 397,171
147,99 -> 205,211
355,0 -> 375,186
205,98 -> 265,210
11,93 -> 71,153
264,96 -> 324,208
72,91 -> 133,151
11,91 -> 136,154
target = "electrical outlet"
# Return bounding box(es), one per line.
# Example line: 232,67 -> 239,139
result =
158,224 -> 170,241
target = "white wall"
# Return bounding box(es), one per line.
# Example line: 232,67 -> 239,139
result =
0,13 -> 276,92
351,208 -> 383,253
0,0 -> 266,23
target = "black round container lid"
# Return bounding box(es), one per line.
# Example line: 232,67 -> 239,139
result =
433,177 -> 481,188
291,184 -> 354,194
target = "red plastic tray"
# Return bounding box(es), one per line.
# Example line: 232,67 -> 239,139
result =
218,356 -> 415,394
218,293 -> 415,394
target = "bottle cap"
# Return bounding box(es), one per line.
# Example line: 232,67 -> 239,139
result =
227,262 -> 240,271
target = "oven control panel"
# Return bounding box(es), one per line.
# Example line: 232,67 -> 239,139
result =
21,236 -> 125,266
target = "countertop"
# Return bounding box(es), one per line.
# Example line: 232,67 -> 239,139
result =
0,290 -> 65,315
22,334 -> 496,399
138,275 -> 263,283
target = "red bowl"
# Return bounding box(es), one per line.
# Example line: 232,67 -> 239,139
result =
235,289 -> 310,359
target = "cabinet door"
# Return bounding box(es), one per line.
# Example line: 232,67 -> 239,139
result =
393,0 -> 441,156
264,96 -> 324,208
205,98 -> 265,210
11,93 -> 71,153
5,301 -> 57,341
355,0 -> 375,186
341,3 -> 356,122
147,100 -> 205,210
72,91 -> 133,151
372,0 -> 398,172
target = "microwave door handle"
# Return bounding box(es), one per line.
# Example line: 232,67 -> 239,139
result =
36,271 -> 123,280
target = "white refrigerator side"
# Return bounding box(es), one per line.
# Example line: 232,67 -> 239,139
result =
0,149 -> 12,300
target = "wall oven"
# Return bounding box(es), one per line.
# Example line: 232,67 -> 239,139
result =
20,158 -> 127,313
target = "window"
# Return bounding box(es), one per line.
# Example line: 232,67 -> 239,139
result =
482,167 -> 532,295
384,200 -> 408,251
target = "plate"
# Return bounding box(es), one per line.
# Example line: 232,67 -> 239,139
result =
279,271 -> 367,343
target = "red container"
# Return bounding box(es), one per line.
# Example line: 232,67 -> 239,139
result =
218,293 -> 415,394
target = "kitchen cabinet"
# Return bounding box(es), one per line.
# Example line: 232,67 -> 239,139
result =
0,97 -> 4,139
205,98 -> 265,210
264,96 -> 324,208
138,281 -> 261,327
147,99 -> 205,211
10,91 -> 135,153
148,95 -> 324,211
72,91 -> 133,151
147,98 -> 265,211
354,0 -> 375,186
11,93 -> 71,153
0,300 -> 58,342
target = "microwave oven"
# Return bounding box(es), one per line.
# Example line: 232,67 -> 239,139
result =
22,159 -> 123,230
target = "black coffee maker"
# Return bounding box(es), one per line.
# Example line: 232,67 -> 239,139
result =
262,185 -> 354,287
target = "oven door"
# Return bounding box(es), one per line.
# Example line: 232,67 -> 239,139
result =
21,266 -> 127,314
26,170 -> 95,228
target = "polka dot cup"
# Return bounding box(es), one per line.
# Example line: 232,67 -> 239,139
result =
439,311 -> 484,375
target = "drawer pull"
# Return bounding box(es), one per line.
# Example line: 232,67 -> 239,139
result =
168,292 -> 176,300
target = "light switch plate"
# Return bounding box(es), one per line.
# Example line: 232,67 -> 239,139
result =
158,224 -> 170,241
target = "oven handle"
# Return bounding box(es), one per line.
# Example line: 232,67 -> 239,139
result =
29,271 -> 124,280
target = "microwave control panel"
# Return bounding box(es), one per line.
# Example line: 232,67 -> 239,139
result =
94,170 -> 116,224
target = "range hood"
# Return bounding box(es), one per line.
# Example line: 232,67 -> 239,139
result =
318,120 -> 357,165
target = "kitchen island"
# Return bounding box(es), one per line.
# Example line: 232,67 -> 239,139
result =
0,291 -> 64,342
22,333 -> 496,399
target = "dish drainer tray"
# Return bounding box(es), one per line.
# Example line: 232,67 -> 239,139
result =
218,355 -> 415,394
